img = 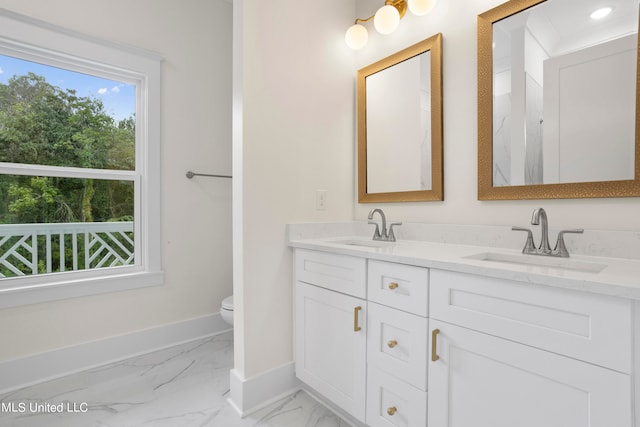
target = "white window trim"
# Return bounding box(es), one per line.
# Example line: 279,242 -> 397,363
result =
0,9 -> 163,308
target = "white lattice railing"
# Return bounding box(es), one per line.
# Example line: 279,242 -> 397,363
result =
0,222 -> 134,278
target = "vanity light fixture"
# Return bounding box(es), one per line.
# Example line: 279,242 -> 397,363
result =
345,0 -> 437,50
590,7 -> 612,20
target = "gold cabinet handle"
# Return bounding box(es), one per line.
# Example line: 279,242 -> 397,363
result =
387,340 -> 398,348
387,406 -> 397,416
388,282 -> 399,290
431,328 -> 440,362
354,306 -> 362,332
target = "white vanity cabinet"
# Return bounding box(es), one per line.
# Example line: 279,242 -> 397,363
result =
428,269 -> 634,427
294,250 -> 430,426
292,244 -> 638,427
294,249 -> 368,422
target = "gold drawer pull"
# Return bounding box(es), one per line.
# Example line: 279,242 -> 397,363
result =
387,406 -> 397,416
387,340 -> 398,348
431,328 -> 440,362
388,282 -> 399,290
354,306 -> 362,332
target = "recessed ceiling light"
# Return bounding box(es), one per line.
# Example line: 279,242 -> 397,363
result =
590,7 -> 612,20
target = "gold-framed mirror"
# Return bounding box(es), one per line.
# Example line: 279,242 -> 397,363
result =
478,0 -> 640,200
358,33 -> 443,203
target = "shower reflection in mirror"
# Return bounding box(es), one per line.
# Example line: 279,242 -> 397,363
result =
491,0 -> 637,187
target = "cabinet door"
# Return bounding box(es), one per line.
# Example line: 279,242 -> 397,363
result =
295,282 -> 367,422
428,319 -> 632,427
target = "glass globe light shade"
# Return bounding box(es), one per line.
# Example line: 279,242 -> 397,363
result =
374,5 -> 400,35
345,24 -> 369,50
408,0 -> 437,16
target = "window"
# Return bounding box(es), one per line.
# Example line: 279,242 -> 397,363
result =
0,10 -> 163,307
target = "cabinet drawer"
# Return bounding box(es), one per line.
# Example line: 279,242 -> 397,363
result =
367,302 -> 428,390
430,269 -> 633,373
368,260 -> 429,316
295,249 -> 366,298
366,366 -> 427,427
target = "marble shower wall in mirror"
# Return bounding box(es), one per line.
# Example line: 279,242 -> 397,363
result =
478,0 -> 640,200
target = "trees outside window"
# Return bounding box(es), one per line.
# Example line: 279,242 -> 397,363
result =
0,9 -> 162,307
0,71 -> 135,225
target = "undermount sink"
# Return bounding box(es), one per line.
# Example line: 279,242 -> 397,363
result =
331,239 -> 398,248
465,252 -> 607,273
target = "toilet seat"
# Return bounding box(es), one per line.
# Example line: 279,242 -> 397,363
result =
220,295 -> 234,327
222,296 -> 233,311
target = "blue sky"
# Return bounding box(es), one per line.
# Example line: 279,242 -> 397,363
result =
0,54 -> 135,122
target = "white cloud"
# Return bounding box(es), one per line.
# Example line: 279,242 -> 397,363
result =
0,66 -> 3,75
97,87 -> 108,95
111,86 -> 120,94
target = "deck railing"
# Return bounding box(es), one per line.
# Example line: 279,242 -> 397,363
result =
0,222 -> 134,278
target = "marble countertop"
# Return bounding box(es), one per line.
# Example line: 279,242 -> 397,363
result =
289,235 -> 640,300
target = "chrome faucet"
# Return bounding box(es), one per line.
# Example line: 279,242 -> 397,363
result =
512,208 -> 584,257
368,208 -> 402,242
531,207 -> 551,254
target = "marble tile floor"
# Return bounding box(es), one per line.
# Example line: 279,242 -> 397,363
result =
0,331 -> 351,427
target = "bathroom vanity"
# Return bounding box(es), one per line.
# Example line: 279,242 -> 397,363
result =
289,226 -> 640,427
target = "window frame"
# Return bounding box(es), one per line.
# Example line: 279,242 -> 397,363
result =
0,9 -> 163,308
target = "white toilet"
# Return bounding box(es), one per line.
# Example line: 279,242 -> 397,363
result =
220,296 -> 234,326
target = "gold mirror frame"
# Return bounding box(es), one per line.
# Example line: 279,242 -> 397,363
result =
358,33 -> 443,203
478,0 -> 640,200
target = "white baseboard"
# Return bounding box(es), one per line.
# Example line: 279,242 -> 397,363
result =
228,362 -> 301,417
0,313 -> 231,395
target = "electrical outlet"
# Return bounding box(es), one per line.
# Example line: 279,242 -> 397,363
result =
316,190 -> 327,210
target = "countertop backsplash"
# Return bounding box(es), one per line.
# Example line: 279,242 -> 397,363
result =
287,221 -> 640,261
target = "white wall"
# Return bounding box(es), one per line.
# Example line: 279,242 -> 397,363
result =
353,0 -> 640,230
234,0 -> 356,379
0,0 -> 233,362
